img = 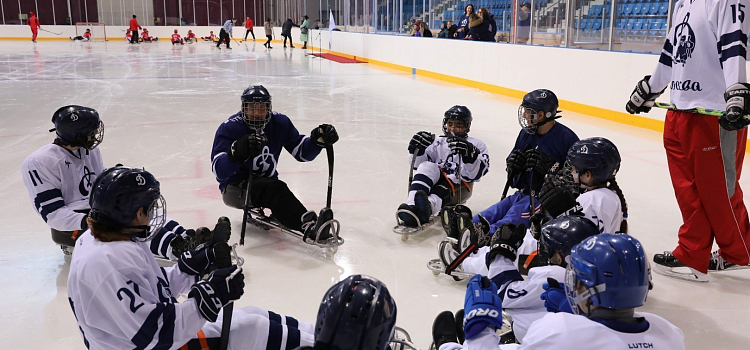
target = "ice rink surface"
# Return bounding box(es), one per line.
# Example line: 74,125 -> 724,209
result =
1,39 -> 749,350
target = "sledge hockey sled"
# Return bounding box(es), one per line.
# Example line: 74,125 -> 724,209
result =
427,236 -> 474,281
245,207 -> 344,255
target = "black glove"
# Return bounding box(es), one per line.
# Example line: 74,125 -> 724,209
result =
188,266 -> 245,322
529,212 -> 550,240
506,149 -> 527,176
408,131 -> 435,156
525,149 -> 559,175
310,124 -> 339,147
625,75 -> 664,114
227,133 -> 266,163
538,179 -> 582,218
177,243 -> 216,276
721,83 -> 750,131
447,137 -> 480,163
486,223 -> 527,266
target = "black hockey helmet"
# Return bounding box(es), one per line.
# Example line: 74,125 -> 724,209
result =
241,84 -> 273,130
50,105 -> 104,150
443,105 -> 472,138
539,215 -> 600,265
566,137 -> 621,185
518,89 -> 561,134
88,167 -> 166,242
314,275 -> 397,350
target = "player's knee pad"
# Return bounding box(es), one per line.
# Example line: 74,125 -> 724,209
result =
221,183 -> 247,209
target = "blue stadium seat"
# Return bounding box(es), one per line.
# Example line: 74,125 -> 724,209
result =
624,4 -> 634,14
640,3 -> 651,14
659,2 -> 669,15
649,3 -> 659,14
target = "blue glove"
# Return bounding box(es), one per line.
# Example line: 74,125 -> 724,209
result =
463,275 -> 504,339
540,278 -> 573,314
177,243 -> 216,276
188,266 -> 245,322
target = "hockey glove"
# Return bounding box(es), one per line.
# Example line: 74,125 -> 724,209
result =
721,83 -> 750,131
447,136 -> 480,163
228,133 -> 266,163
506,149 -> 527,176
408,131 -> 435,156
541,278 -> 573,314
188,266 -> 245,322
463,275 -> 504,340
529,212 -> 550,240
626,75 -> 664,114
538,178 -> 582,218
486,223 -> 527,266
310,124 -> 339,147
525,149 -> 559,175
178,243 -> 216,276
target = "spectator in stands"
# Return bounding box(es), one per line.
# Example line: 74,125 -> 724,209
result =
479,8 -> 497,41
466,11 -> 483,40
421,22 -> 433,37
409,20 -> 423,36
264,18 -> 274,49
454,4 -> 475,39
517,2 -> 531,44
440,20 -> 458,38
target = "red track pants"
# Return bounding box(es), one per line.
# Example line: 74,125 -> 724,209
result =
664,110 -> 750,273
31,28 -> 38,41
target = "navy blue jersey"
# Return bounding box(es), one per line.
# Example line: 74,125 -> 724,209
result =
211,112 -> 322,190
456,15 -> 470,38
508,122 -> 579,192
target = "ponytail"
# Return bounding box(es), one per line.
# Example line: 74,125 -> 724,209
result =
607,178 -> 628,233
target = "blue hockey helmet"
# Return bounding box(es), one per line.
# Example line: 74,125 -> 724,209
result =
88,167 -> 166,242
51,105 -> 104,150
566,137 -> 621,184
518,89 -> 561,134
314,275 -> 397,350
539,215 -> 600,261
443,105 -> 472,137
565,233 -> 651,313
241,84 -> 273,130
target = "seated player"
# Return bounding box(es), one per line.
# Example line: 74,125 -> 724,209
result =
125,30 -> 132,42
202,31 -> 216,41
185,29 -> 197,43
432,216 -> 599,346
141,28 -> 158,42
171,29 -> 184,45
67,167 -> 315,350
21,106 -> 211,260
452,234 -> 685,349
70,29 -> 92,41
397,105 -> 490,228
211,85 -> 340,243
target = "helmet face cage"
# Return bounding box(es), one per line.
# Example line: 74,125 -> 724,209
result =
242,100 -> 272,130
518,105 -> 543,134
139,194 -> 167,242
442,117 -> 470,137
561,162 -> 582,195
82,120 -> 105,150
563,255 -> 602,315
442,106 -> 472,138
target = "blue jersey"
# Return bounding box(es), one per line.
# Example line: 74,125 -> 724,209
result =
211,112 -> 322,190
509,122 -> 579,192
456,15 -> 470,38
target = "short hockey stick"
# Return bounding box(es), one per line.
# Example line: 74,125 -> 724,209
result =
39,28 -> 62,35
653,102 -> 724,117
239,168 -> 253,246
212,235 -> 233,350
407,153 -> 418,192
325,145 -> 334,209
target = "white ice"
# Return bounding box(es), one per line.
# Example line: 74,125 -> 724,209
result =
0,40 -> 748,350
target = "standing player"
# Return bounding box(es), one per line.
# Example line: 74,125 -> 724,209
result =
21,105 -> 210,260
625,0 -> 750,281
68,167 -> 315,350
171,29 -> 184,45
244,16 -> 256,41
28,12 -> 40,43
217,18 -> 235,49
453,234 -> 685,350
129,15 -> 141,44
396,106 -> 490,228
211,85 -> 340,243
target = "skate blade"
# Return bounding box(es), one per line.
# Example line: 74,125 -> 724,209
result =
248,208 -> 342,254
393,210 -> 439,235
426,258 -> 472,280
653,263 -> 709,282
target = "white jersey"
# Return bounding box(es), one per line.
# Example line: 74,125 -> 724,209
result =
487,255 -> 566,341
409,135 -> 490,182
68,230 -> 315,350
578,187 -> 623,234
649,0 -> 750,110
21,143 -> 104,231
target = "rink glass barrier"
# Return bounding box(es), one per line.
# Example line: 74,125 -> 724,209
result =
3,0 -> 672,53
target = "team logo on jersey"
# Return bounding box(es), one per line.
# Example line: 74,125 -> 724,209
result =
253,146 -> 277,177
135,174 -> 146,186
79,166 -> 95,196
673,13 -> 695,66
65,160 -> 71,168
